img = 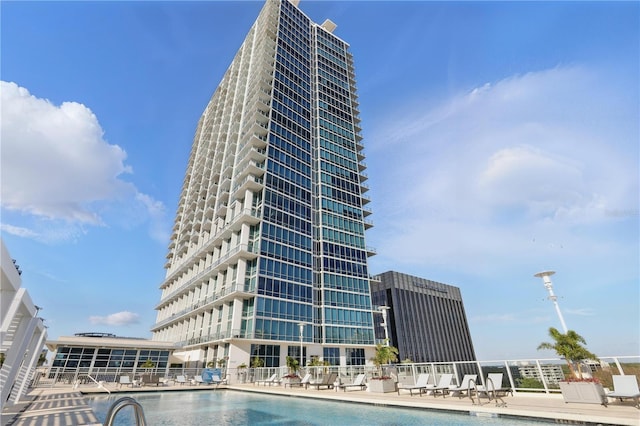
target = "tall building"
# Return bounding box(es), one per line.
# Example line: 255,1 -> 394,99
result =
151,0 -> 375,369
370,271 -> 476,363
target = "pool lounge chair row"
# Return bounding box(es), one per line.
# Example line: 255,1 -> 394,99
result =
398,373 -> 458,397
255,372 -> 340,390
397,373 -> 510,399
170,374 -> 223,386
118,374 -> 163,387
250,371 -> 639,409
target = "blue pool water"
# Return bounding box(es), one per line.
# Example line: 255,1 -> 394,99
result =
88,391 -> 548,425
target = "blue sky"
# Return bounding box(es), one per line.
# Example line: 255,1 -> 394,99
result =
1,1 -> 638,361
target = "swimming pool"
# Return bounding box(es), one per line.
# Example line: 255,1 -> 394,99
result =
88,390 -> 549,425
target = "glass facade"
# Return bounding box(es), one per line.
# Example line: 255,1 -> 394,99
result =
52,346 -> 170,372
151,0 -> 375,368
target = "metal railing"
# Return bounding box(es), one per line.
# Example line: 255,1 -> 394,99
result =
31,355 -> 639,395
104,397 -> 147,426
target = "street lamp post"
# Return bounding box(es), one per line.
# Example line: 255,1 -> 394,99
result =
534,270 -> 569,333
378,306 -> 391,346
298,323 -> 304,366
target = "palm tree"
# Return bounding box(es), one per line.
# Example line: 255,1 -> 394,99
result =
537,327 -> 598,379
285,356 -> 300,377
251,356 -> 264,368
141,359 -> 155,369
370,343 -> 399,378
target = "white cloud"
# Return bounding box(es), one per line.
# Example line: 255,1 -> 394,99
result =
0,223 -> 40,239
89,311 -> 140,326
367,65 -> 638,277
136,193 -> 171,244
0,81 -> 168,243
471,313 -> 516,323
564,308 -> 596,316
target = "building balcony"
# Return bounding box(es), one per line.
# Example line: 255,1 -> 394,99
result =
258,77 -> 272,92
204,206 -> 215,219
249,120 -> 269,138
236,160 -> 265,180
246,147 -> 267,163
238,135 -> 268,159
156,242 -> 260,309
157,208 -> 261,298
233,176 -> 264,195
216,202 -> 228,217
152,282 -> 256,332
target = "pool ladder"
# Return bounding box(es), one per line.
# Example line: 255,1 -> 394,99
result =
468,378 -> 506,407
103,396 -> 147,426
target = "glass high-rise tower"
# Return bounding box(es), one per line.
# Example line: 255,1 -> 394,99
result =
151,0 -> 375,369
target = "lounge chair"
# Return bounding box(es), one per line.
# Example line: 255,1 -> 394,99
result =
473,373 -> 510,407
425,373 -> 454,397
308,372 -> 337,390
337,373 -> 367,392
211,374 -> 224,385
118,375 -> 133,388
193,375 -> 207,385
607,375 -> 640,408
255,373 -> 278,386
397,373 -> 430,396
175,375 -> 188,385
448,374 -> 477,398
141,374 -> 161,386
477,373 -> 511,397
284,373 -> 312,388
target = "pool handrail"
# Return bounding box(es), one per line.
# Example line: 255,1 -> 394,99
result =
104,396 -> 147,426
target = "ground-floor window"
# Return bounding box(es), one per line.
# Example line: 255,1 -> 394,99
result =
250,344 -> 280,367
287,346 -> 306,366
323,347 -> 340,366
345,348 -> 365,366
51,347 -> 169,370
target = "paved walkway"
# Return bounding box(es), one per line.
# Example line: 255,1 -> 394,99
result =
1,390 -> 100,426
2,383 -> 639,425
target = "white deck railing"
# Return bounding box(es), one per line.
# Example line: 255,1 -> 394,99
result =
32,355 -> 639,395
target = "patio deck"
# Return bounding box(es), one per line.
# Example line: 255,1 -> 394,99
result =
2,382 -> 639,426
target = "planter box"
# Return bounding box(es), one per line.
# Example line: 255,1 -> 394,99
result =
369,379 -> 396,393
281,377 -> 301,387
559,382 -> 607,406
